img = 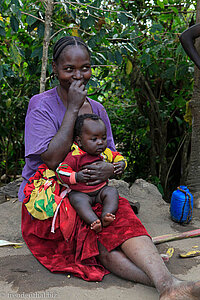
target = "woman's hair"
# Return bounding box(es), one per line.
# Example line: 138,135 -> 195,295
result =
53,36 -> 90,62
74,114 -> 103,139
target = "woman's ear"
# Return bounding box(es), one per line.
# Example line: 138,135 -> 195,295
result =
52,61 -> 57,76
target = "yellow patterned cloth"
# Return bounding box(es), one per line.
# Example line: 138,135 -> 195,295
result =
24,164 -> 64,220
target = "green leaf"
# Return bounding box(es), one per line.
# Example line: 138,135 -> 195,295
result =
37,22 -> 44,38
107,51 -> 115,63
115,50 -> 123,64
70,8 -> 76,20
10,15 -> 19,32
175,116 -> 183,125
150,23 -> 163,33
10,3 -> 19,14
126,59 -> 133,75
118,12 -> 128,25
0,26 -> 6,36
124,43 -> 137,53
157,0 -> 164,9
11,0 -> 20,6
86,16 -> 96,27
26,15 -> 36,26
96,52 -> 106,63
171,7 -> 179,14
0,20 -> 5,28
80,18 -> 88,30
91,0 -> 101,7
162,66 -> 175,79
0,65 -> 3,80
99,28 -> 106,38
88,36 -> 98,48
10,44 -> 22,66
31,46 -> 43,59
89,78 -> 98,88
140,53 -> 151,67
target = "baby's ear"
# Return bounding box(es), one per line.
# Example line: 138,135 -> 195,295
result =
75,136 -> 82,148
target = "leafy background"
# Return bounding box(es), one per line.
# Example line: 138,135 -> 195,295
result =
0,0 -> 196,201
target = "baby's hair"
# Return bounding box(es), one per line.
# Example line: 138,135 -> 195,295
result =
74,114 -> 104,139
53,36 -> 90,62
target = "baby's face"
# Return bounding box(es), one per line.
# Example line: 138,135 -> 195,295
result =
78,119 -> 107,156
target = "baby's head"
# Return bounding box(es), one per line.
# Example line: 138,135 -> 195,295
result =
74,114 -> 107,156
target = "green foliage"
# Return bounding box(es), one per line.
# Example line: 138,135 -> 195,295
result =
0,0 -> 196,198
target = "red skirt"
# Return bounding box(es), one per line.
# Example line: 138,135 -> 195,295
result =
21,196 -> 149,281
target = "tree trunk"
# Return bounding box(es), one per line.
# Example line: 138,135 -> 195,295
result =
131,64 -> 168,196
40,0 -> 54,93
186,0 -> 200,207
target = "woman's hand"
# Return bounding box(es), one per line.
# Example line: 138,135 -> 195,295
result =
67,80 -> 87,111
76,170 -> 91,183
81,161 -> 114,185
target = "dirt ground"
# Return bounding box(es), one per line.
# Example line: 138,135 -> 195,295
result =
1,187 -> 200,300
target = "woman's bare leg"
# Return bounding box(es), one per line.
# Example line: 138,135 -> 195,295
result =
121,235 -> 200,299
97,241 -> 153,286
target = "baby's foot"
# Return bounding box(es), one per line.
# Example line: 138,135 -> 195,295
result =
90,219 -> 102,233
102,213 -> 116,227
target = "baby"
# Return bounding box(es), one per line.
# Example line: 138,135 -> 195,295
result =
56,114 -> 126,232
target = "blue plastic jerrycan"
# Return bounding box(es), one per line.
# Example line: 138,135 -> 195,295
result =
170,186 -> 193,224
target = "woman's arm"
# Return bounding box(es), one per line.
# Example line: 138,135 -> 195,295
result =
41,108 -> 78,170
41,81 -> 87,170
179,23 -> 200,70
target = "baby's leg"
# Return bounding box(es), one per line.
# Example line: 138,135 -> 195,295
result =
69,191 -> 102,233
97,186 -> 119,227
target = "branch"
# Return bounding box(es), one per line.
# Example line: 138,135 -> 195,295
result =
54,1 -> 133,17
151,10 -> 195,15
40,0 -> 54,93
50,24 -> 93,40
21,11 -> 45,23
164,133 -> 188,191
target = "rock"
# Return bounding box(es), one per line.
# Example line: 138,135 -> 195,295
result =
192,192 -> 200,209
130,178 -> 163,202
0,200 -> 22,241
108,179 -> 140,214
0,177 -> 23,204
0,193 -> 6,204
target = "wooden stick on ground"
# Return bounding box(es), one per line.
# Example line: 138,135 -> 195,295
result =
152,229 -> 200,245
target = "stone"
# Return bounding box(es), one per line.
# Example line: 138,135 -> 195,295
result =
0,177 -> 23,204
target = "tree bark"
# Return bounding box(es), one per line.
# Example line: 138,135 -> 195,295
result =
186,0 -> 200,206
40,0 -> 54,93
130,64 -> 168,195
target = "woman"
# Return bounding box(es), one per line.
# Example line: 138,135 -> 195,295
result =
19,36 -> 200,299
179,23 -> 200,70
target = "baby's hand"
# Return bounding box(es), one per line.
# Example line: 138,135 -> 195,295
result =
113,161 -> 126,175
76,169 -> 91,183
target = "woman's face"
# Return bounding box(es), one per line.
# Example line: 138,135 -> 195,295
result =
53,46 -> 92,91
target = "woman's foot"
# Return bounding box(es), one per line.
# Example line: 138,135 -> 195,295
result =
160,281 -> 200,299
102,213 -> 115,227
90,219 -> 102,233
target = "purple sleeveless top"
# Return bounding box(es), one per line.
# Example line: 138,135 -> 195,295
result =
18,87 -> 116,201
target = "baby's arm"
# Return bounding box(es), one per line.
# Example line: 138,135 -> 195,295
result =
56,162 -> 75,185
56,162 -> 91,185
